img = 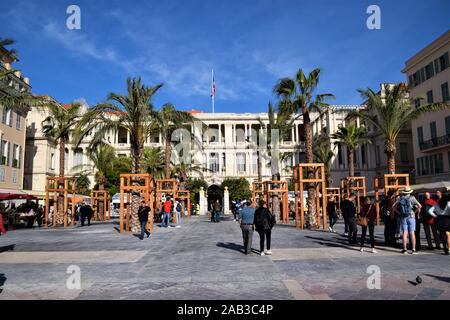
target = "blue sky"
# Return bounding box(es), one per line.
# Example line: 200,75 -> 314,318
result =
1,0 -> 449,112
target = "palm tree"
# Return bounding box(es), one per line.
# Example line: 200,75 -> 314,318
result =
75,172 -> 91,196
73,144 -> 116,219
314,143 -> 335,187
75,77 -> 162,232
42,103 -> 82,226
258,102 -> 296,221
331,124 -> 371,177
171,160 -> 206,189
141,146 -> 166,180
153,103 -> 197,179
355,83 -> 449,173
274,68 -> 335,228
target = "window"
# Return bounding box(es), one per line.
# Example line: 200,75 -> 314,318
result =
439,52 -> 449,71
12,144 -> 19,168
8,109 -> 13,127
236,153 -> 246,173
361,145 -> 366,165
2,107 -> 12,125
417,154 -> 444,176
417,127 -> 424,144
16,112 -> 21,129
74,148 -> 83,167
209,153 -> 219,173
0,140 -> 7,165
425,62 -> 434,80
426,90 -> 434,104
375,145 -> 381,166
12,169 -> 17,184
400,143 -> 408,162
441,82 -> 449,102
446,116 -> 450,136
221,153 -> 226,172
337,143 -> 343,166
252,152 -> 258,174
435,153 -> 444,174
430,122 -> 437,140
414,98 -> 421,108
0,168 -> 5,182
118,127 -> 128,144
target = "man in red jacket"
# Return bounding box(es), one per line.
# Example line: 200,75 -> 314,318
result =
162,196 -> 173,228
422,192 -> 441,250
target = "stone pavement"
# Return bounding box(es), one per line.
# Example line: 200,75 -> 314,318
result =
0,215 -> 449,300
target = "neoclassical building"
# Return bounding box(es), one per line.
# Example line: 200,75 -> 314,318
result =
23,100 -> 416,195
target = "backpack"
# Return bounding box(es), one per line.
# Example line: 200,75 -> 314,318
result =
398,196 -> 412,217
176,203 -> 182,212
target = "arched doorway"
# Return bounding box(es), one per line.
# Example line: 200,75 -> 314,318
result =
207,185 -> 223,212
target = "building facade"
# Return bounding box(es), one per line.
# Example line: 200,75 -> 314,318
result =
403,30 -> 450,183
0,46 -> 30,192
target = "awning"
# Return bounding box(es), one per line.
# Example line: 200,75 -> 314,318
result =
0,189 -> 38,201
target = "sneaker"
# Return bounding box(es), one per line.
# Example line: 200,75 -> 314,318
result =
371,248 -> 378,254
328,227 -> 332,232
266,250 -> 273,255
175,225 -> 181,228
401,249 -> 408,254
360,247 -> 364,252
260,252 -> 265,256
344,232 -> 349,236
411,249 -> 418,255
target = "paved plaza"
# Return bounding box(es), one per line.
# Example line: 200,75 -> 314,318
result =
0,215 -> 449,300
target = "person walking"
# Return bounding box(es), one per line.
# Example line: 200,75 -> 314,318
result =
383,191 -> 397,247
137,200 -> 151,240
421,192 -> 441,250
162,196 -> 173,228
86,204 -> 94,226
80,202 -> 87,227
254,200 -> 275,256
36,205 -> 44,228
0,210 -> 7,236
342,193 -> 358,245
174,199 -> 183,228
239,201 -> 256,255
213,200 -> 222,223
428,194 -> 450,255
393,187 -> 421,254
327,196 -> 338,233
359,197 -> 377,253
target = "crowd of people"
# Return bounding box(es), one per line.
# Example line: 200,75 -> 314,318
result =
337,187 -> 450,255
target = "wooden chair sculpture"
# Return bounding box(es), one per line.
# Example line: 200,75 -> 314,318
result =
294,164 -> 327,230
45,176 -> 76,228
374,174 -> 410,226
90,190 -> 111,221
119,174 -> 154,234
341,176 -> 367,213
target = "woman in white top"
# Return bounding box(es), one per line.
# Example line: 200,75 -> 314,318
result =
428,194 -> 450,255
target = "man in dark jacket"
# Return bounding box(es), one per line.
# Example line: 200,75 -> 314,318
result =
254,200 -> 275,256
341,193 -> 357,245
240,201 -> 256,255
138,200 -> 151,240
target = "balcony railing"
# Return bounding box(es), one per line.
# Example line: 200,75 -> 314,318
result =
419,134 -> 450,151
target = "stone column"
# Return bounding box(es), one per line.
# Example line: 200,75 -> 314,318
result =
223,186 -> 230,215
199,187 -> 207,215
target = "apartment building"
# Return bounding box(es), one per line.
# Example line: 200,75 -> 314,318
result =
403,30 -> 450,183
0,45 -> 31,192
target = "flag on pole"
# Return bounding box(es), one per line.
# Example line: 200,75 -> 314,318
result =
211,69 -> 215,113
211,71 -> 216,97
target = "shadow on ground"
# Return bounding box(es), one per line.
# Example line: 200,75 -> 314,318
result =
0,244 -> 15,253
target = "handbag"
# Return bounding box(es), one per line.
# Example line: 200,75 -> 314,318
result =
356,215 -> 368,227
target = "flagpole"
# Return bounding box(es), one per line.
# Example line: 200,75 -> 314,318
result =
212,69 -> 215,113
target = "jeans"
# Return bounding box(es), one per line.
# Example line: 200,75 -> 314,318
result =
361,221 -> 375,248
348,217 -> 357,244
140,221 -> 150,239
328,213 -> 337,229
241,225 -> 254,254
176,211 -> 182,226
384,217 -> 397,247
343,215 -> 349,233
423,222 -> 441,248
161,212 -> 169,227
257,229 -> 271,252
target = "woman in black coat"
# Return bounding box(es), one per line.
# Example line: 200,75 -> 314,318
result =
254,200 -> 275,256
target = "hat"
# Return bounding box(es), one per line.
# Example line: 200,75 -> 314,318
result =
401,186 -> 413,194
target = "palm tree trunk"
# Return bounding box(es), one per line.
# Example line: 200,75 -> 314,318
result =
131,145 -> 143,233
98,182 -> 105,221
165,134 -> 171,179
348,149 -> 355,177
386,140 -> 396,174
56,138 -> 65,226
304,113 -> 317,229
